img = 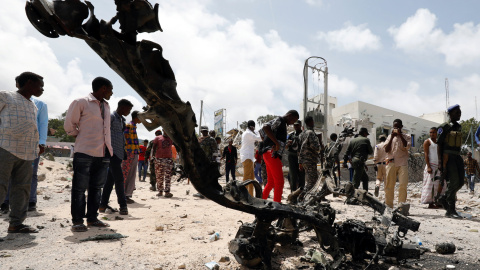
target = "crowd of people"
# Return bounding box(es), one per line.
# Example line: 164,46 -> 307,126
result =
1,72 -> 479,234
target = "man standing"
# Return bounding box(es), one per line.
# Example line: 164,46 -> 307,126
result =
199,126 -> 217,162
0,72 -> 44,233
298,116 -> 321,198
261,110 -> 299,202
373,135 -> 387,197
99,99 -> 133,216
384,119 -> 411,209
153,130 -> 174,198
1,85 -> 48,213
138,140 -> 149,182
344,128 -> 373,191
65,77 -> 113,232
324,133 -> 342,187
464,152 -> 480,195
240,120 -> 262,195
437,105 -> 464,218
420,127 -> 444,207
122,110 -> 142,204
222,140 -> 238,183
286,120 -> 304,192
145,130 -> 162,191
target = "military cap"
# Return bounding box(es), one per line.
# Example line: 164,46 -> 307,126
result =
200,126 -> 209,131
359,127 -> 370,135
447,104 -> 460,113
294,120 -> 302,125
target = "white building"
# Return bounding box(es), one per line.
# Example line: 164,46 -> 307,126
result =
330,101 -> 446,148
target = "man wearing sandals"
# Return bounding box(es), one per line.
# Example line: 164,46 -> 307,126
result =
0,72 -> 44,233
65,77 -> 114,232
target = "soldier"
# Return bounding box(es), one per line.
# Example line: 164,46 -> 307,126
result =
373,135 -> 387,197
344,128 -> 373,190
286,120 -> 304,192
437,104 -> 464,219
298,116 -> 321,198
195,126 -> 217,198
199,126 -> 217,161
145,130 -> 162,191
324,133 -> 342,186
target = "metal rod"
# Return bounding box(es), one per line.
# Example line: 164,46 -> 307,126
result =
199,100 -> 203,135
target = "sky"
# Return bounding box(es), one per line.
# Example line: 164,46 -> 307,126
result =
2,0 -> 480,140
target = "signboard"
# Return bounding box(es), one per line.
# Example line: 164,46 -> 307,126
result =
214,109 -> 224,137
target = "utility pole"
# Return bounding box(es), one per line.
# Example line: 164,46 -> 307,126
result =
445,78 -> 449,110
303,56 -> 328,144
199,100 -> 203,135
471,126 -> 475,153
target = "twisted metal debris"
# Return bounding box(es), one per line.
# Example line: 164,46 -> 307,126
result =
25,1 -> 422,268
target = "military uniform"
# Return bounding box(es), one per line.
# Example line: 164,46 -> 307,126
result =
199,135 -> 218,161
437,121 -> 464,214
145,140 -> 156,190
344,136 -> 373,190
324,140 -> 343,185
298,128 -> 321,193
287,130 -> 304,191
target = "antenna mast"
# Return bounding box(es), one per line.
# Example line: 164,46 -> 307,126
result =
445,78 -> 449,109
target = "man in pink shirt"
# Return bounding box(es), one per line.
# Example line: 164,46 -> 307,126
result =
153,131 -> 174,198
64,77 -> 114,232
383,119 -> 411,208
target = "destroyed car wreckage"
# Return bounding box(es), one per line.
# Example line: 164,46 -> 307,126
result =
25,0 -> 422,268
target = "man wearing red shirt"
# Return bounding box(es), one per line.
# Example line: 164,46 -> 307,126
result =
138,140 -> 148,182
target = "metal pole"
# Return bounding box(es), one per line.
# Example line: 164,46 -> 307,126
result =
471,126 -> 475,153
323,66 -> 328,145
199,100 -> 203,135
224,108 -> 226,137
303,59 -> 309,125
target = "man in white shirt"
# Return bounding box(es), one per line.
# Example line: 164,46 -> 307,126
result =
240,120 -> 262,196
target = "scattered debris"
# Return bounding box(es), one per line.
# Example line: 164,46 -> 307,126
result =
177,263 -> 186,269
179,214 -> 187,218
115,216 -> 124,220
218,256 -> 230,262
36,225 -> 45,229
155,225 -> 164,231
435,242 -> 456,254
37,173 -> 46,182
191,236 -> 204,240
209,232 -> 220,242
79,233 -> 128,242
43,196 -> 51,200
205,261 -> 219,270
468,229 -> 478,232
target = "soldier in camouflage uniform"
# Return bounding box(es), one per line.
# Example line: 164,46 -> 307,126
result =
324,133 -> 342,186
145,130 -> 162,191
194,126 -> 217,198
298,116 -> 321,196
437,104 -> 463,219
199,126 -> 218,161
344,128 -> 373,190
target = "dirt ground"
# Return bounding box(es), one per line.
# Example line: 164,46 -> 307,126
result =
1,158 -> 480,270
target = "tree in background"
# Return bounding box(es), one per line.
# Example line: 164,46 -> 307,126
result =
460,117 -> 480,147
239,121 -> 248,131
257,114 -> 277,126
48,110 -> 75,142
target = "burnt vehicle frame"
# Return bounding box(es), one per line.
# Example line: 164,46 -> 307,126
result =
25,0 -> 422,268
